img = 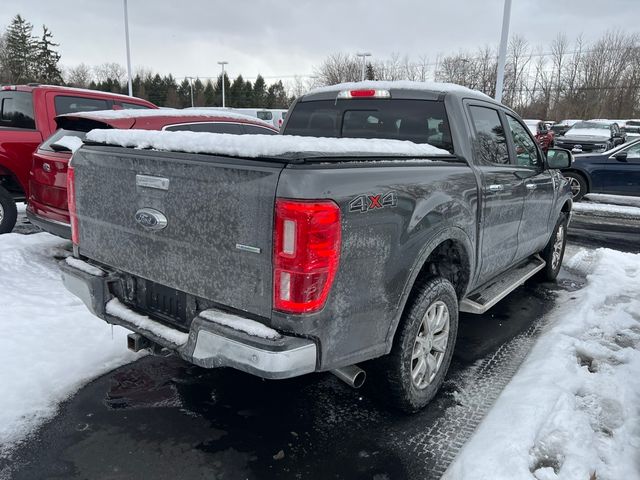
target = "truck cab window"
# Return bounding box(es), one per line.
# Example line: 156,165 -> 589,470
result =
0,91 -> 35,129
468,105 -> 508,165
284,99 -> 453,153
54,96 -> 110,115
506,115 -> 541,168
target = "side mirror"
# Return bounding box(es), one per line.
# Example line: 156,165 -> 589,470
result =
546,148 -> 573,169
614,151 -> 628,162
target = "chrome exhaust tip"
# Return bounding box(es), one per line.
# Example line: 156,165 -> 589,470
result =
331,364 -> 366,389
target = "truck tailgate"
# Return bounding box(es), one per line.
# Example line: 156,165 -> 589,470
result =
72,145 -> 284,319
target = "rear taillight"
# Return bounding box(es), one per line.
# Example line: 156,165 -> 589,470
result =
273,199 -> 341,314
67,164 -> 79,245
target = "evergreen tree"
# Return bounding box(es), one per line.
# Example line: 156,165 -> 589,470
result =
147,74 -> 166,105
193,78 -> 205,106
267,81 -> 289,108
34,25 -> 62,84
229,75 -> 246,107
203,80 -> 215,106
4,14 -> 36,83
177,79 -> 192,107
365,63 -> 375,81
214,73 -> 231,107
252,75 -> 267,107
242,79 -> 253,107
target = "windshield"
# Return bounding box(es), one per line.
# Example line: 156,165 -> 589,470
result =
284,99 -> 453,153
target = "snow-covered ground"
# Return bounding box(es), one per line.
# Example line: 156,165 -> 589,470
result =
0,233 -> 139,456
445,246 -> 640,480
572,201 -> 640,220
584,194 -> 640,209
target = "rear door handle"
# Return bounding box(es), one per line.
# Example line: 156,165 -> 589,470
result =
488,184 -> 504,192
526,183 -> 537,190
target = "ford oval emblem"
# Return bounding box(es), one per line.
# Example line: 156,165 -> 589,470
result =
134,208 -> 168,231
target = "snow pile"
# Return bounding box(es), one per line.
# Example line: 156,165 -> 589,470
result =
306,80 -> 492,99
85,129 -> 451,158
572,201 -> 640,220
69,107 -> 273,128
0,233 -> 139,453
445,248 -> 640,480
105,298 -> 189,346
199,309 -> 281,340
55,135 -> 84,153
584,193 -> 640,209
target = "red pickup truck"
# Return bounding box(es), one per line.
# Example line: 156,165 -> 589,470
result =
0,84 -> 155,233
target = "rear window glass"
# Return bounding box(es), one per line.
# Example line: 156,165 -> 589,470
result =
283,99 -> 453,153
0,91 -> 35,129
257,111 -> 273,121
120,102 -> 150,110
54,95 -> 110,115
165,122 -> 244,134
242,125 -> 277,135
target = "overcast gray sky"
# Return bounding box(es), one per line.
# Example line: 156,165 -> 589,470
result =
2,0 -> 638,82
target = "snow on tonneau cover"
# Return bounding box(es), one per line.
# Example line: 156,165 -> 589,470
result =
73,130 -> 448,321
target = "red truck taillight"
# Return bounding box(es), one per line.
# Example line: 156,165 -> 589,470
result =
67,164 -> 79,245
273,199 -> 341,314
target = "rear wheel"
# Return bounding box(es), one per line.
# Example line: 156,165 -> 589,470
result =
562,172 -> 587,201
374,277 -> 458,413
539,213 -> 568,281
0,186 -> 18,234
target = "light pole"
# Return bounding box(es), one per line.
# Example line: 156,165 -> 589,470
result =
185,76 -> 194,107
218,61 -> 228,107
495,0 -> 512,103
356,52 -> 371,81
123,0 -> 133,96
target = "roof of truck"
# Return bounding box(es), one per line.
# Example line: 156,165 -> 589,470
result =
63,108 -> 274,128
303,80 -> 493,101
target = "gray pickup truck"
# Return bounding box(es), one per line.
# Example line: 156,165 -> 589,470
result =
60,82 -> 573,412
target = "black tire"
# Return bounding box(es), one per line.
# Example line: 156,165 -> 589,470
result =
562,171 -> 588,201
539,212 -> 568,281
0,186 -> 18,234
373,277 -> 458,413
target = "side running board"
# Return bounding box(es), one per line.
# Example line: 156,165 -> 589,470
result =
460,256 -> 546,314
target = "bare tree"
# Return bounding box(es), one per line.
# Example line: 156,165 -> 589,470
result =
64,63 -> 92,87
93,62 -> 126,85
313,53 -> 361,85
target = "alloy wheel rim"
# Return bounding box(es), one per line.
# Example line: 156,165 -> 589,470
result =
411,300 -> 450,389
568,178 -> 581,197
0,203 -> 4,224
552,225 -> 564,271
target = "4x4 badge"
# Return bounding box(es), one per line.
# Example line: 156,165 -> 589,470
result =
349,192 -> 398,213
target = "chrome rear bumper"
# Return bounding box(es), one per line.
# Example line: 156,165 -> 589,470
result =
60,259 -> 317,379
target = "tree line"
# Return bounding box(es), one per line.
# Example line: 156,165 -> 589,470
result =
0,14 -> 291,108
2,13 -> 639,119
313,31 -> 640,121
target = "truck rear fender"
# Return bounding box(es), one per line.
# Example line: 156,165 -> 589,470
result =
384,227 -> 474,353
